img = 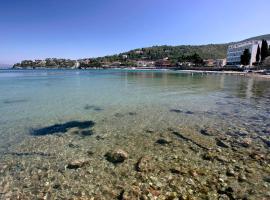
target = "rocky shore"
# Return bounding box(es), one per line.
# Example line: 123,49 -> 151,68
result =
0,114 -> 269,200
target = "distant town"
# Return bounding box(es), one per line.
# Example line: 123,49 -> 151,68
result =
13,35 -> 270,71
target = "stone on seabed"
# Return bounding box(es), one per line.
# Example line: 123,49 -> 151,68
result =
105,149 -> 128,163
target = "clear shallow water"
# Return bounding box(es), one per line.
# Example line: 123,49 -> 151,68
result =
0,69 -> 270,199
0,69 -> 269,145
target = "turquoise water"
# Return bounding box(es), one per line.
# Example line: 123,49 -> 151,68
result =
1,70 -> 269,145
0,69 -> 270,199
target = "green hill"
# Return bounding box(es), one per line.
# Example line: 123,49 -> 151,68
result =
13,34 -> 270,68
119,44 -> 229,61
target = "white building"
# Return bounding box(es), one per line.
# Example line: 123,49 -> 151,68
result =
227,40 -> 270,66
136,60 -> 154,67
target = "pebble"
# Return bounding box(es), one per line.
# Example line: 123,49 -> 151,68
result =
156,138 -> 172,145
239,138 -> 252,147
136,156 -> 152,172
170,167 -> 182,174
66,159 -> 89,169
226,168 -> 235,176
238,174 -> 247,182
105,149 -> 128,163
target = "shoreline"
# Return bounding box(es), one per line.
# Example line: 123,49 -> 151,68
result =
7,67 -> 270,79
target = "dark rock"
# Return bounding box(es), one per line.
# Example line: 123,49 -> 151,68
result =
200,129 -> 214,136
114,113 -> 124,118
128,112 -> 137,116
105,149 -> 128,163
87,150 -> 94,156
80,130 -> 94,136
263,176 -> 270,183
170,167 -> 182,174
202,152 -> 215,161
156,138 -> 172,145
216,139 -> 230,148
145,129 -> 154,133
96,135 -> 105,140
84,105 -> 103,111
170,109 -> 183,113
186,111 -> 194,114
68,143 -> 80,148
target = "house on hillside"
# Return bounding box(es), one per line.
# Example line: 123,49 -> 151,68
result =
204,59 -> 226,67
136,60 -> 154,67
155,59 -> 172,67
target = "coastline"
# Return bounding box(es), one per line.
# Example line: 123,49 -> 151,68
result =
9,67 -> 270,79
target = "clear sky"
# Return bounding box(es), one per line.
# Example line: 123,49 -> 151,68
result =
1,0 -> 269,64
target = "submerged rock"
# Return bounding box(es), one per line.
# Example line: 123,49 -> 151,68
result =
68,143 -> 80,148
105,149 -> 128,163
238,174 -> 247,182
121,186 -> 141,200
156,138 -> 172,145
226,168 -> 235,176
238,138 -> 252,148
170,109 -> 183,113
67,159 -> 89,169
136,156 -> 152,172
216,139 -> 230,148
200,129 -> 212,136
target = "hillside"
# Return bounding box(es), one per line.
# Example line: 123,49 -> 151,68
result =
242,34 -> 270,42
13,34 -> 270,68
118,44 -> 229,61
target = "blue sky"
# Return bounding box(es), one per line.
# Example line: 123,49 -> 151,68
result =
0,0 -> 269,64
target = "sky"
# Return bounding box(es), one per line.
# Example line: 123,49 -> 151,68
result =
0,0 -> 270,64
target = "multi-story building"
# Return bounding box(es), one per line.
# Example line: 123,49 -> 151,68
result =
227,40 -> 270,66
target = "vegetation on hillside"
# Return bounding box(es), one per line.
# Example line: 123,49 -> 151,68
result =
13,34 -> 270,69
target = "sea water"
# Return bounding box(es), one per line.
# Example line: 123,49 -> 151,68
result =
0,69 -> 269,199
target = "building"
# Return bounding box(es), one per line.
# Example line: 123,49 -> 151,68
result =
214,59 -> 226,67
155,59 -> 172,67
227,40 -> 270,66
122,55 -> 128,59
204,59 -> 215,67
136,60 -> 154,67
203,59 -> 226,67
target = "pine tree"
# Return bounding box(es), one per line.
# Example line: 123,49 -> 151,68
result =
261,40 -> 269,61
256,44 -> 261,62
241,49 -> 251,65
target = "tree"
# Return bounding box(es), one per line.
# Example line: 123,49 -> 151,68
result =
241,49 -> 251,65
261,40 -> 269,61
256,45 -> 261,62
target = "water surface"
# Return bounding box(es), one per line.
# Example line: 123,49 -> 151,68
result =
0,69 -> 270,199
